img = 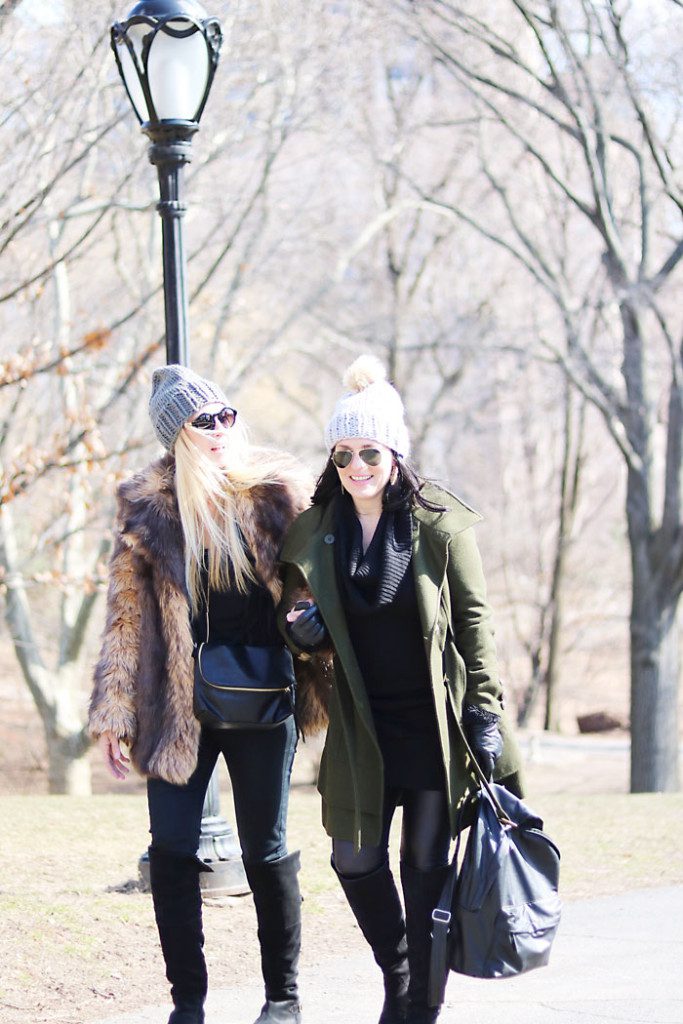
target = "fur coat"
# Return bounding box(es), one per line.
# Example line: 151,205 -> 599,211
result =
89,454 -> 331,785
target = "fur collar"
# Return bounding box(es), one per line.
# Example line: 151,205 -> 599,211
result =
116,453 -> 312,604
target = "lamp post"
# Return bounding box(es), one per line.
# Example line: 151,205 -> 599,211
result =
111,0 -> 222,364
111,0 -> 248,897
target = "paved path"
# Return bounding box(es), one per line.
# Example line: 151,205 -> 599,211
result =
90,886 -> 683,1024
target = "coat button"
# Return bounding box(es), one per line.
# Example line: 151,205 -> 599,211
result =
323,533 -> 335,544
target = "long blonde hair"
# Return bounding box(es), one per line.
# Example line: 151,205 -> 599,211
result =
174,419 -> 292,612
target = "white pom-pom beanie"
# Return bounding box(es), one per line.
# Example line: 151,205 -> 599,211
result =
324,354 -> 411,457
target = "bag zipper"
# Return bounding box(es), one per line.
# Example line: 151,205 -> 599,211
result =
201,680 -> 290,693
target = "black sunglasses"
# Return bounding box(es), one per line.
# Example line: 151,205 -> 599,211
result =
190,407 -> 237,431
331,448 -> 383,469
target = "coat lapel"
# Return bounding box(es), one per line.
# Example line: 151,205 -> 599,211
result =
411,514 -> 455,809
284,503 -> 379,742
412,515 -> 450,648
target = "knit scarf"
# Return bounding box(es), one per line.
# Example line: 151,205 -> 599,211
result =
335,493 -> 413,614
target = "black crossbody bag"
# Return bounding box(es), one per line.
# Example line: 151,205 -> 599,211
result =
193,600 -> 295,730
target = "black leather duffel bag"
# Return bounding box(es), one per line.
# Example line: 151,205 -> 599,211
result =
429,771 -> 561,1003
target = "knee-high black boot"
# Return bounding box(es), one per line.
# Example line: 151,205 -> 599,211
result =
333,859 -> 410,1024
243,851 -> 302,1024
400,863 -> 450,1024
148,847 -> 208,1024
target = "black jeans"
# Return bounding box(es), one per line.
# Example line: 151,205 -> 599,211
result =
147,717 -> 298,865
332,787 -> 451,876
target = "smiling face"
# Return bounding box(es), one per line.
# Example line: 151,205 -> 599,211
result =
332,437 -> 395,513
183,402 -> 236,467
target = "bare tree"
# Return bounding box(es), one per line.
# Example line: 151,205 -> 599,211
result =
3,0 -> 670,795
506,368 -> 588,731
0,0 -> 334,791
400,0 -> 682,790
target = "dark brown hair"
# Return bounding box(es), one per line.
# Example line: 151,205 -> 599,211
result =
312,454 -> 447,513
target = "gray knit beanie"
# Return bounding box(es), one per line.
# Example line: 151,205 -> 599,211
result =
148,364 -> 230,451
324,354 -> 410,457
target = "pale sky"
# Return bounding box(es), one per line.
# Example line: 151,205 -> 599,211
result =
17,0 -> 67,26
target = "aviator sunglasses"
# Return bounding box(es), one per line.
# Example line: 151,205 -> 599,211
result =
189,407 -> 237,431
331,447 -> 383,469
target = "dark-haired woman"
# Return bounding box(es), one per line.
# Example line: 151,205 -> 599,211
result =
278,355 -> 522,1024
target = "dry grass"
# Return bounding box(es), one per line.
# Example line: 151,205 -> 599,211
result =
1,763 -> 682,1024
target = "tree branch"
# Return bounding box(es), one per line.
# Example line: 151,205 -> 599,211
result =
608,0 -> 683,214
536,331 -> 641,474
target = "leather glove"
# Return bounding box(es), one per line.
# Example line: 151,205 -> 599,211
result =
286,602 -> 328,652
462,704 -> 503,779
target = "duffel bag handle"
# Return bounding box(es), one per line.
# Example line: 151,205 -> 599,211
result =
446,684 -> 515,828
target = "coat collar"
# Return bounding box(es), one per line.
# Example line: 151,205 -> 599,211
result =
118,453 -> 308,604
281,485 -> 482,574
411,483 -> 483,536
412,487 -> 482,640
117,455 -> 185,591
281,500 -> 376,732
280,485 -> 484,662
282,500 -> 343,639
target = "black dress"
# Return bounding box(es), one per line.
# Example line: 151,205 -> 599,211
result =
335,495 -> 445,791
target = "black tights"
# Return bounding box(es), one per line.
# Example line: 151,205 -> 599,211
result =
332,788 -> 450,877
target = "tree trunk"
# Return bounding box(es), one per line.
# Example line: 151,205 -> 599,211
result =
629,534 -> 681,792
544,383 -> 584,731
44,668 -> 93,796
46,730 -> 92,796
620,290 -> 681,792
543,565 -> 564,733
516,645 -> 543,728
0,498 -> 94,795
515,380 -> 583,731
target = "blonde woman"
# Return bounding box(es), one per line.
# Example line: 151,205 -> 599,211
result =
89,365 -> 326,1024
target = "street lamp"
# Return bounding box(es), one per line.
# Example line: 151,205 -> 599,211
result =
112,0 -> 248,897
111,0 -> 222,364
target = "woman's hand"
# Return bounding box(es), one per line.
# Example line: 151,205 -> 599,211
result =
98,731 -> 131,780
286,600 -> 328,651
462,705 -> 503,780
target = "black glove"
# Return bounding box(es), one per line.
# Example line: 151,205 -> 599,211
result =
462,704 -> 503,779
286,602 -> 327,652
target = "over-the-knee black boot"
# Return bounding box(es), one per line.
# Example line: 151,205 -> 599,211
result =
148,847 -> 208,1024
244,851 -> 302,1024
400,863 -> 450,1024
333,859 -> 409,1024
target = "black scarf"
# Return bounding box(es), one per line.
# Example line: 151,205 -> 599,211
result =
335,493 -> 413,615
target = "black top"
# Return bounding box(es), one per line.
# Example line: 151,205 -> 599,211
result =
335,496 -> 445,790
191,556 -> 281,647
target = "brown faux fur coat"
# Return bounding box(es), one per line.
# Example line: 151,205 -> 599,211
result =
89,454 -> 330,785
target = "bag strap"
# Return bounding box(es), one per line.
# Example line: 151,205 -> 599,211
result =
191,593 -> 210,661
428,648 -> 517,1006
459,718 -> 514,826
428,875 -> 455,1005
443,643 -> 514,827
428,800 -> 469,1007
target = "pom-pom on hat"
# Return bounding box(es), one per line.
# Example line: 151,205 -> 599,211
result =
149,364 -> 230,451
324,354 -> 410,457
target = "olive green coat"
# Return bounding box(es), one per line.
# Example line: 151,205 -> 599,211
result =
278,486 -> 523,848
